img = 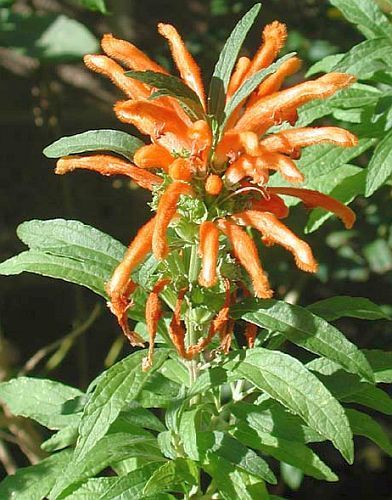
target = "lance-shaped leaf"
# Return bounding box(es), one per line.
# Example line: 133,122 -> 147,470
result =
223,53 -> 295,127
365,129 -> 392,196
225,348 -> 354,463
307,296 -> 390,321
208,3 -> 261,119
74,349 -> 169,462
125,70 -> 205,120
362,350 -> 392,384
143,458 -> 199,496
232,299 -> 374,382
49,433 -> 163,499
232,422 -> 338,481
0,450 -> 73,500
0,377 -> 82,430
330,0 -> 392,41
43,130 -> 144,161
346,408 -> 392,456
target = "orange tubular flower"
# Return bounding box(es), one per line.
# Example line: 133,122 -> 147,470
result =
235,73 -> 356,133
56,154 -> 162,191
106,216 -> 156,345
218,219 -> 273,299
134,144 -> 174,171
158,23 -> 206,110
198,221 -> 220,287
50,12 -> 359,362
269,187 -> 356,229
153,181 -> 194,259
233,210 -> 318,273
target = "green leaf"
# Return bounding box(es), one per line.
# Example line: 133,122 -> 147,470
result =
307,296 -> 390,321
78,0 -> 107,13
74,349 -> 169,461
100,462 -> 170,499
198,431 -> 277,483
280,462 -> 303,491
306,169 -> 366,232
0,219 -> 126,299
65,478 -> 117,499
208,3 -> 261,119
203,455 -> 270,500
0,450 -> 72,500
226,348 -> 354,463
119,406 -> 166,432
233,299 -> 374,382
362,349 -> 392,383
224,54 -> 295,127
233,422 -> 338,481
363,238 -> 392,274
346,408 -> 392,456
342,385 -> 392,415
143,458 -> 199,496
332,38 -> 390,78
126,71 -> 205,120
43,130 -> 143,161
365,129 -> 392,195
49,433 -> 163,499
42,425 -> 79,452
0,377 -> 82,430
306,53 -> 344,77
330,0 -> 392,41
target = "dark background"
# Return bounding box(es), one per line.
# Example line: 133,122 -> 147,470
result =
0,0 -> 391,497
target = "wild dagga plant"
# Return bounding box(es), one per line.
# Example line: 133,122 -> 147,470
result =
0,2 -> 391,498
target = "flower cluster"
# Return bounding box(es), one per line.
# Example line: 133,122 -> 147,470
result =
55,19 -> 356,368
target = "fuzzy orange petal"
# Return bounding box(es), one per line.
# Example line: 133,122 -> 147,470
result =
250,193 -> 289,219
233,210 -> 318,272
260,127 -> 358,156
133,144 -> 174,171
198,221 -> 220,287
255,150 -> 304,183
218,219 -> 273,298
55,154 -> 162,191
101,33 -> 167,73
158,23 -> 206,110
153,181 -> 194,259
115,100 -> 193,153
168,158 -> 193,181
234,73 -> 356,133
227,56 -> 251,99
269,187 -> 356,229
84,54 -> 149,99
243,21 -> 287,82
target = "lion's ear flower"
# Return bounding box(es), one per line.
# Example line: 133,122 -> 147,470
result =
52,14 -> 359,361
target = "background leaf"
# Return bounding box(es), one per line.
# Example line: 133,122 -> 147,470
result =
307,296 -> 390,321
365,129 -> 392,195
43,130 -> 144,161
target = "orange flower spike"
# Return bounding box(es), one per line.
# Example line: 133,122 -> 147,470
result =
260,127 -> 358,155
84,55 -> 149,100
225,155 -> 269,186
55,154 -> 162,191
153,181 -> 194,259
227,56 -> 251,98
251,193 -> 289,219
168,158 -> 193,182
269,187 -> 356,229
244,322 -> 258,348
244,21 -> 287,81
188,120 -> 212,165
214,130 -> 260,166
158,23 -> 206,110
106,216 -> 157,345
217,219 -> 273,299
205,174 -> 223,196
134,144 -> 174,172
101,33 -> 168,73
233,210 -> 318,273
115,100 -> 193,153
198,221 -> 220,287
143,278 -> 171,371
247,57 -> 302,108
235,73 -> 356,133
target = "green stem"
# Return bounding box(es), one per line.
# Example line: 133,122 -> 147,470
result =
187,244 -> 200,387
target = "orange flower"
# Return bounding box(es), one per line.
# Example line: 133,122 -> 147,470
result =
51,14 -> 359,361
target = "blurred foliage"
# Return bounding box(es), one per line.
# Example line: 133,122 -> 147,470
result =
0,0 -> 391,498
